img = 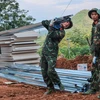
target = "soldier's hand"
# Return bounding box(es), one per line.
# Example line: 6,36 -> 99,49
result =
92,56 -> 97,64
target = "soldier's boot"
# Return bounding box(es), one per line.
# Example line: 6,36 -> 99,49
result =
82,89 -> 96,95
97,95 -> 100,99
58,83 -> 65,91
44,87 -> 55,95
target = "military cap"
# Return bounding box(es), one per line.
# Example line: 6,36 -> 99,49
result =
88,8 -> 100,18
65,20 -> 73,29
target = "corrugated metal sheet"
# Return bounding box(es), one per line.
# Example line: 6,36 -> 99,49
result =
0,63 -> 91,93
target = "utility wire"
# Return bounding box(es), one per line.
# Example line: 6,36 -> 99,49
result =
61,0 -> 73,16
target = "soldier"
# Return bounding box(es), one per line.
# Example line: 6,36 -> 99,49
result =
40,16 -> 73,95
83,8 -> 100,97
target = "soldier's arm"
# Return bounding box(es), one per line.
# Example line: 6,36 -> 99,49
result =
48,30 -> 65,40
96,22 -> 100,31
42,20 -> 50,30
91,28 -> 94,45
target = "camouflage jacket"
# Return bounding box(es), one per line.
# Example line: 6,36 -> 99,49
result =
91,19 -> 100,56
41,20 -> 65,56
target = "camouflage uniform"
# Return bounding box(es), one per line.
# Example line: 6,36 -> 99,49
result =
90,20 -> 100,92
83,8 -> 100,95
40,20 -> 65,89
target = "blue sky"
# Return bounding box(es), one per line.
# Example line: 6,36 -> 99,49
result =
17,0 -> 100,23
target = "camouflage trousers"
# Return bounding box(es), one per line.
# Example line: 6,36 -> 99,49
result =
40,53 -> 61,88
90,58 -> 100,91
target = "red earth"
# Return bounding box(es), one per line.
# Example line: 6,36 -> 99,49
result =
56,55 -> 92,71
0,55 -> 99,100
0,78 -> 99,100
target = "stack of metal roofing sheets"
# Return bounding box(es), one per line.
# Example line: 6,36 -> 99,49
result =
0,62 -> 91,93
0,22 -> 44,65
0,31 -> 40,65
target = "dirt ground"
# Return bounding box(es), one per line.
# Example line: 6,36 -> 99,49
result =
0,78 -> 99,100
0,55 -> 99,100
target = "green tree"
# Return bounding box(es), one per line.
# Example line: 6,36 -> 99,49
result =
0,0 -> 36,31
68,28 -> 88,45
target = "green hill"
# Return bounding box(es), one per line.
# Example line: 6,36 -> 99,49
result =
72,9 -> 92,31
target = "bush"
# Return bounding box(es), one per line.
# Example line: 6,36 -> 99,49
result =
59,45 -> 90,59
